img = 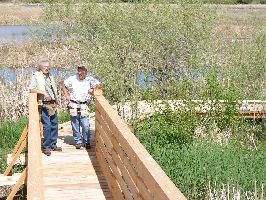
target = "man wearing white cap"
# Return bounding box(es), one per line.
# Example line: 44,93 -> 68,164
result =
62,65 -> 102,149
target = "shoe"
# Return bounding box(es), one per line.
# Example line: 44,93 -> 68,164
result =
52,146 -> 62,152
43,149 -> 51,156
85,143 -> 91,149
75,143 -> 82,149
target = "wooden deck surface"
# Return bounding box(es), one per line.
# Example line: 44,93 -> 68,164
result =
42,119 -> 112,200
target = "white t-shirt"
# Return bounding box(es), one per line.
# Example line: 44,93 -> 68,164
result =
64,74 -> 101,102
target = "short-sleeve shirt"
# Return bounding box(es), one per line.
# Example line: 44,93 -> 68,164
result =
29,71 -> 57,101
64,74 -> 101,102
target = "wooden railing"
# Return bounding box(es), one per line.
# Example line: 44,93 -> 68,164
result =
1,93 -> 44,199
27,93 -> 44,199
94,90 -> 187,200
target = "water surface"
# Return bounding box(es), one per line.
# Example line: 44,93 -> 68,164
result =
0,25 -> 35,46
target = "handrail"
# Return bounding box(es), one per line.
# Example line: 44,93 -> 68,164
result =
94,90 -> 187,200
27,93 -> 44,199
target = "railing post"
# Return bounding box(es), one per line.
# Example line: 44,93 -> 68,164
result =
27,93 -> 44,200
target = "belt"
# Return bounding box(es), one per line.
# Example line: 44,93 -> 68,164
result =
70,100 -> 87,104
42,100 -> 56,104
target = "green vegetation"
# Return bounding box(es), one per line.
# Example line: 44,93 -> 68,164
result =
45,2 -> 215,103
44,2 -> 265,102
58,111 -> 70,123
0,118 -> 27,174
134,111 -> 266,199
42,1 -> 266,198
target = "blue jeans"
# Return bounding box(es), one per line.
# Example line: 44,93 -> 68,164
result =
41,107 -> 58,150
70,112 -> 90,145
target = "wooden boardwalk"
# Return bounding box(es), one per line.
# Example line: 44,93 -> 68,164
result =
42,119 -> 112,200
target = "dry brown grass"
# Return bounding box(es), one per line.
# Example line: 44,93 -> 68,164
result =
0,39 -> 84,68
214,5 -> 266,39
0,3 -> 43,25
0,69 -> 68,122
0,3 -> 265,69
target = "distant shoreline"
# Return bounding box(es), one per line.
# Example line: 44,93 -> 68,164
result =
0,3 -> 43,25
0,2 -> 265,25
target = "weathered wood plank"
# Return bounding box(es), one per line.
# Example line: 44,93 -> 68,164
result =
42,120 -> 112,200
96,118 -> 142,199
11,126 -> 28,157
97,132 -> 133,200
0,173 -> 22,186
96,146 -> 125,200
6,169 -> 26,200
3,138 -> 26,176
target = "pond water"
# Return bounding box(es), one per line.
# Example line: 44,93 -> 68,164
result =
0,24 -> 63,47
0,25 -> 213,88
0,25 -> 34,46
136,71 -> 156,89
0,66 -> 212,90
0,67 -> 76,84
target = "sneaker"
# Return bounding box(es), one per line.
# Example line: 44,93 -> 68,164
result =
43,149 -> 51,156
75,143 -> 82,149
52,146 -> 62,152
85,143 -> 91,149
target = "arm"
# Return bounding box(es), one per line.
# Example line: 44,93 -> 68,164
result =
61,82 -> 71,103
30,88 -> 51,101
89,76 -> 103,95
95,83 -> 103,89
89,83 -> 103,95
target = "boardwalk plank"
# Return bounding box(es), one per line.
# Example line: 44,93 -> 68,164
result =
42,121 -> 112,200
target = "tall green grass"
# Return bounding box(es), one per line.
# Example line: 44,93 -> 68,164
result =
134,111 -> 266,199
0,118 -> 27,174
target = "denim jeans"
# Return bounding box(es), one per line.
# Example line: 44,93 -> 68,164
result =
41,107 -> 58,150
70,111 -> 90,145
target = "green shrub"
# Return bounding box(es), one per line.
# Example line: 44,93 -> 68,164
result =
44,2 -> 266,104
58,112 -> 70,123
44,2 -> 217,103
134,110 -> 197,146
134,114 -> 266,199
237,0 -> 253,3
